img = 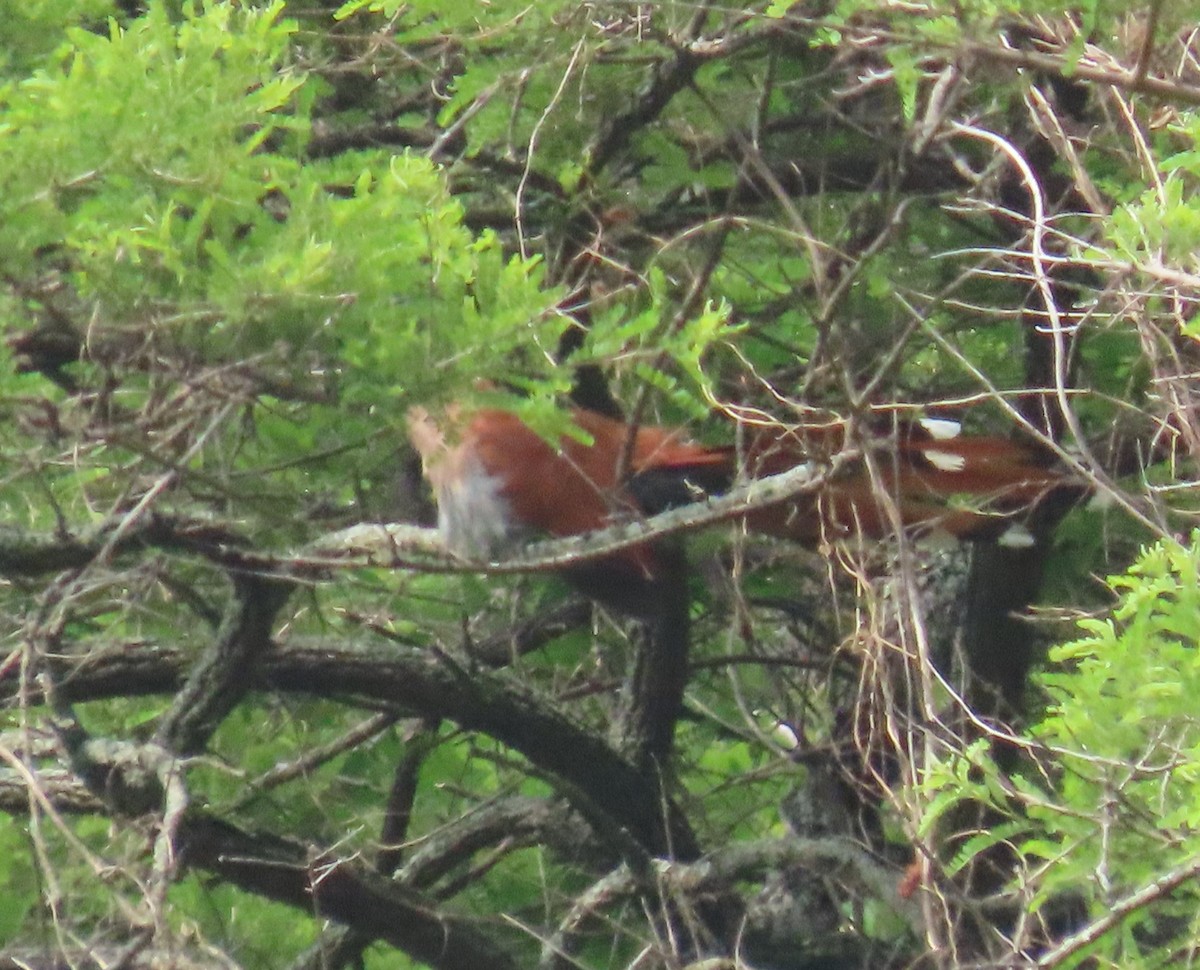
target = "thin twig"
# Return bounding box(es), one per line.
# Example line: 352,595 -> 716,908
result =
1036,854 -> 1200,967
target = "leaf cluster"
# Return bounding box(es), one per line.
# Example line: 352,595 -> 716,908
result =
2,1 -> 1199,969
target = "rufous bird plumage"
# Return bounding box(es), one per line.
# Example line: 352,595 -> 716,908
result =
407,404 -> 1065,616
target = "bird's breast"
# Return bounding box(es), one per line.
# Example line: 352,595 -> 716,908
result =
435,451 -> 521,559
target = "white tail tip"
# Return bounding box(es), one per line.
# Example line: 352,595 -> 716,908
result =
997,523 -> 1036,548
919,417 -> 962,440
921,448 -> 967,473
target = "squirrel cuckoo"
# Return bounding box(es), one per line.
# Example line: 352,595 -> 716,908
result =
407,405 -> 1066,616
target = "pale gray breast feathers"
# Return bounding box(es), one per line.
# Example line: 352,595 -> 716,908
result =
435,452 -> 518,559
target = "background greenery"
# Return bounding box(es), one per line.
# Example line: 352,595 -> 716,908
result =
2,1 -> 1199,968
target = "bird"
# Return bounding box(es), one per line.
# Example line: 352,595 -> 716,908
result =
406,403 -> 1068,616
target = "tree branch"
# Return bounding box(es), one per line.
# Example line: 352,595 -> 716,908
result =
3,639 -> 703,861
175,812 -> 521,970
155,573 -> 292,756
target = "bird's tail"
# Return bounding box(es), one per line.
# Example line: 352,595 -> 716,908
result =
632,417 -> 1076,545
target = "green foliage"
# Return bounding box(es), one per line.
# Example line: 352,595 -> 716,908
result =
0,0 -> 117,74
333,0 -> 589,174
0,0 -> 570,555
0,4 -> 558,401
170,876 -> 318,965
577,268 -> 740,413
0,814 -> 36,943
923,535 -> 1200,966
0,0 -> 1195,966
0,3 -> 304,283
